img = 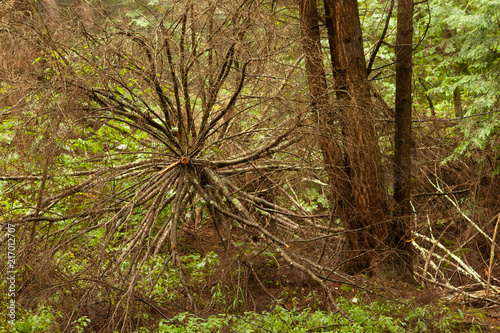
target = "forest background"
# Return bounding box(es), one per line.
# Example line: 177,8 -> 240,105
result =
0,0 -> 500,331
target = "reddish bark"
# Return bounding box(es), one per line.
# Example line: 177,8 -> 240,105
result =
393,0 -> 415,280
299,0 -> 390,273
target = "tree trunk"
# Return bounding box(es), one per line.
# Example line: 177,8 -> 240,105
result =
323,0 -> 389,273
453,87 -> 463,118
393,0 -> 414,281
297,0 -> 343,207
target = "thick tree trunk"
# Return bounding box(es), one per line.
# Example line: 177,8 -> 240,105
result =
297,0 -> 343,204
324,0 -> 347,101
298,0 -> 328,109
393,0 -> 414,280
323,0 -> 389,273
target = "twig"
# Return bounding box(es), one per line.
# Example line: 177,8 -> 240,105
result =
422,214 -> 456,285
366,0 -> 394,76
245,261 -> 286,308
415,231 -> 485,286
202,169 -> 291,248
412,189 -> 469,197
174,249 -> 196,312
486,214 -> 500,296
208,120 -> 301,168
274,246 -> 352,322
74,278 -> 170,319
426,174 -> 499,249
416,274 -> 500,306
158,160 -> 180,175
413,239 -> 449,283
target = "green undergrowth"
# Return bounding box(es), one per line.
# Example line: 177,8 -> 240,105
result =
2,291 -> 492,333
160,295 -> 490,333
2,249 -> 494,333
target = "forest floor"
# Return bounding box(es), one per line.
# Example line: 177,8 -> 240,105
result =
152,223 -> 500,332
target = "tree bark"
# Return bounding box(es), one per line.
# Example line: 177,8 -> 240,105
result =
297,0 -> 342,203
41,0 -> 60,21
393,0 -> 414,281
323,0 -> 389,273
453,87 -> 463,118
